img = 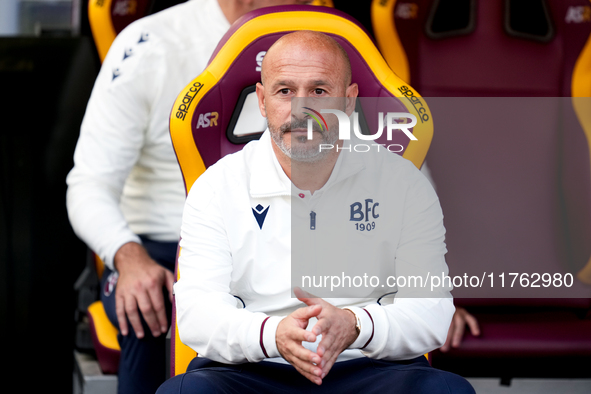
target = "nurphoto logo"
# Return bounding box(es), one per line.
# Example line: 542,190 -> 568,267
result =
303,107 -> 418,153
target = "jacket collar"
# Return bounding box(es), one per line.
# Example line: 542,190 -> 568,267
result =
249,130 -> 366,198
250,131 -> 291,198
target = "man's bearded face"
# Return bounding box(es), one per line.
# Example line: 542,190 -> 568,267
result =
268,114 -> 339,163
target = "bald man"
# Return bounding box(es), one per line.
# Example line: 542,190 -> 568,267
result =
157,31 -> 474,393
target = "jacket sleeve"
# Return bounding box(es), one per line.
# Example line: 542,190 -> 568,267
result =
65,24 -> 153,269
350,166 -> 455,360
174,174 -> 281,364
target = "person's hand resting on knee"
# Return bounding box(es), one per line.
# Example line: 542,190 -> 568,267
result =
114,242 -> 175,339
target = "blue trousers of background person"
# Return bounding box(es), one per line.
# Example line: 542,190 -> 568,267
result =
100,235 -> 177,394
157,355 -> 475,394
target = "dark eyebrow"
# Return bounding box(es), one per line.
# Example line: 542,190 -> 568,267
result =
270,79 -> 334,90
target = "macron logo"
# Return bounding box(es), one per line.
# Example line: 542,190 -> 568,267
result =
252,204 -> 270,229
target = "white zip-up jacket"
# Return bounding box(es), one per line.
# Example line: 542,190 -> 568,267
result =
175,130 -> 454,364
66,0 -> 230,269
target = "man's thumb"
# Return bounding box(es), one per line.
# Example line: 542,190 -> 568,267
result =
292,304 -> 322,321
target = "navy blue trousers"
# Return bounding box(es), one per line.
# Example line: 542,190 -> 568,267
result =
157,355 -> 475,394
100,236 -> 177,394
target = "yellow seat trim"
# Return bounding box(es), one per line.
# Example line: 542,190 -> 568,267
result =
371,0 -> 411,83
170,9 -> 433,197
571,11 -> 591,284
88,0 -> 117,63
88,301 -> 120,351
311,0 -> 334,6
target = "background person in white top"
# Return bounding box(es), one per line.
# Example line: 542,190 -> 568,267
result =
66,1 -> 312,393
158,31 -> 475,393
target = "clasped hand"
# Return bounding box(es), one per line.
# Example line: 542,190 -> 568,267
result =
275,288 -> 359,385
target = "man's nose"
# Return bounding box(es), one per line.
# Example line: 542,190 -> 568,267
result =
294,89 -> 308,98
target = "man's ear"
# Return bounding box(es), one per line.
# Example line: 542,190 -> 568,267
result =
255,82 -> 266,118
345,82 -> 359,116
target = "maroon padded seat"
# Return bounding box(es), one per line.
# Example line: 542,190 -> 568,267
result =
452,309 -> 591,358
373,0 -> 591,378
181,6 -> 416,173
378,0 -> 591,97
